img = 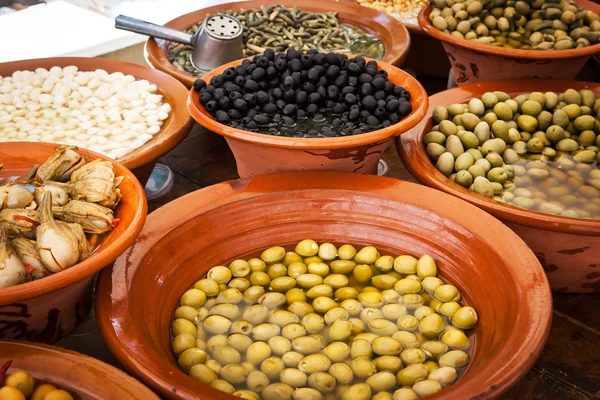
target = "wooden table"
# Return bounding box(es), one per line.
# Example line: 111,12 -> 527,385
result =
149,118 -> 600,400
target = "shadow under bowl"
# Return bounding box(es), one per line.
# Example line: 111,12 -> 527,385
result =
396,79 -> 600,293
0,142 -> 147,342
418,0 -> 600,85
187,58 -> 429,178
96,171 -> 552,400
0,57 -> 194,185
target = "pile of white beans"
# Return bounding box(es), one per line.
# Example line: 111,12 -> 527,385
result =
0,66 -> 172,160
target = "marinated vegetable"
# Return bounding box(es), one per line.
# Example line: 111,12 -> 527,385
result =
425,89 -> 600,219
194,50 -> 413,138
0,145 -> 122,288
428,0 -> 600,50
169,6 -> 385,75
0,362 -> 74,400
171,240 -> 478,399
356,0 -> 428,25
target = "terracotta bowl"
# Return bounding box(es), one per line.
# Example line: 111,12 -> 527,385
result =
0,57 -> 194,185
144,0 -> 411,88
0,339 -> 159,399
418,0 -> 600,85
396,79 -> 600,293
0,142 -> 147,342
188,58 -> 428,178
96,171 -> 552,400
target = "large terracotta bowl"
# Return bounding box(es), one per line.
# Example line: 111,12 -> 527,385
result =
0,340 -> 159,399
397,80 -> 600,293
96,172 -> 552,400
188,58 -> 428,178
0,142 -> 147,342
145,0 -> 411,88
0,57 -> 194,185
418,0 -> 600,85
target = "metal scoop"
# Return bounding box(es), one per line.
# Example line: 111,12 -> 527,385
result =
115,14 -> 244,71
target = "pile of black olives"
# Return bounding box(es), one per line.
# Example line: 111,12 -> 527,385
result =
193,49 -> 413,138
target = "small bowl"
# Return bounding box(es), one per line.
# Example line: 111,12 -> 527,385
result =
145,0 -> 411,88
0,339 -> 159,399
0,142 -> 147,342
188,58 -> 428,178
418,0 -> 600,85
96,171 -> 552,400
0,57 -> 194,185
397,79 -> 600,293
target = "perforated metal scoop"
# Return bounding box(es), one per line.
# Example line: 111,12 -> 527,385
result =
115,14 -> 244,71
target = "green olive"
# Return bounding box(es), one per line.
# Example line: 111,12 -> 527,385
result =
262,383 -> 294,400
299,354 -> 332,374
350,357 -> 377,379
282,352 -> 304,368
177,348 -> 207,373
451,306 -> 479,329
329,363 -> 354,384
396,363 -> 428,386
392,388 -> 418,400
428,366 -> 458,387
413,379 -> 443,397
323,341 -> 351,362
211,379 -> 236,394
439,350 -> 470,368
261,246 -> 286,263
394,255 -> 418,274
246,341 -> 272,365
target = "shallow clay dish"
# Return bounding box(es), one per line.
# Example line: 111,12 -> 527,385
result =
0,57 -> 194,185
418,0 -> 600,85
397,79 -> 600,293
145,0 -> 411,88
0,339 -> 159,399
188,58 -> 428,178
96,171 -> 552,400
0,142 -> 147,342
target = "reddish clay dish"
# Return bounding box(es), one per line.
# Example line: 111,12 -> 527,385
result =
0,142 -> 147,342
145,0 -> 411,88
0,340 -> 159,399
188,59 -> 428,178
96,171 -> 552,400
0,58 -> 194,185
397,79 -> 600,293
418,0 -> 600,85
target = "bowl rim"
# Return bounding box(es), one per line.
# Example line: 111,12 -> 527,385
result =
0,339 -> 160,399
397,79 -> 600,237
96,171 -> 552,400
418,0 -> 600,60
187,57 -> 429,149
0,57 -> 194,172
0,142 -> 147,305
144,0 -> 412,87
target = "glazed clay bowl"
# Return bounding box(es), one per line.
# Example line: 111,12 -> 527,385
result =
0,142 -> 147,342
188,59 -> 428,178
396,79 -> 600,293
96,171 -> 552,400
0,57 -> 194,185
0,340 -> 159,399
144,0 -> 411,88
418,0 -> 600,85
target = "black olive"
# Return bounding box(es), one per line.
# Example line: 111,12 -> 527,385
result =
352,128 -> 363,135
308,92 -> 322,104
215,110 -> 229,123
365,67 -> 377,76
244,80 -> 260,92
301,70 -> 309,81
313,65 -> 325,74
289,58 -> 302,72
233,98 -> 248,112
308,67 -> 320,83
228,109 -> 242,120
348,76 -> 358,87
307,49 -> 319,55
283,104 -> 297,117
256,57 -> 270,68
247,109 -> 258,118
325,53 -> 340,65
213,88 -> 226,100
218,96 -> 231,110
303,82 -> 316,93
296,91 -> 308,105
254,113 -> 270,125
340,59 -> 349,69
241,59 -> 252,68
251,67 -> 266,81
332,118 -> 343,128
361,95 -> 377,111
234,75 -> 245,86
224,83 -> 241,94
263,48 -> 275,60
360,110 -> 371,119
384,81 -> 395,94
326,65 -> 340,80
199,92 -> 213,105
398,101 -> 412,116
204,86 -> 215,94
256,91 -> 269,105
193,79 -> 207,92
272,88 -> 283,99
307,129 -> 320,137
366,60 -> 377,69
312,53 -> 325,65
366,115 -> 379,127
373,107 -> 387,119
286,49 -> 302,60
350,104 -> 360,110
344,93 -> 358,105
382,120 -> 391,127
347,63 -> 362,75
300,54 -> 313,68
400,89 -> 411,100
292,72 -> 303,86
359,74 -> 373,84
348,108 -> 360,121
375,100 -> 386,109
332,103 -> 345,115
275,100 -> 287,110
273,114 -> 282,122
267,78 -> 279,88
389,112 -> 400,123
377,70 -> 388,79
284,89 -> 296,103
263,103 -> 277,114
241,116 -> 252,125
266,66 -> 277,79
282,116 -> 295,126
274,59 -> 287,71
317,77 -> 329,87
205,100 -> 218,112
242,93 -> 255,105
297,109 -> 307,119
393,86 -> 404,97
283,76 -> 295,89
306,103 -> 319,114
386,99 -> 399,112
359,83 -> 372,97
327,85 -> 339,100
246,120 -> 258,130
223,68 -> 236,81
334,74 -> 348,88
341,86 -> 354,96
372,77 -> 385,91
210,75 -> 224,87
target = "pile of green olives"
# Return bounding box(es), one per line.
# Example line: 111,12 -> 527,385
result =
171,240 -> 479,400
426,89 -> 600,219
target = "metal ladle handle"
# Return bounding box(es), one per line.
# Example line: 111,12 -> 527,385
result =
115,15 -> 194,45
